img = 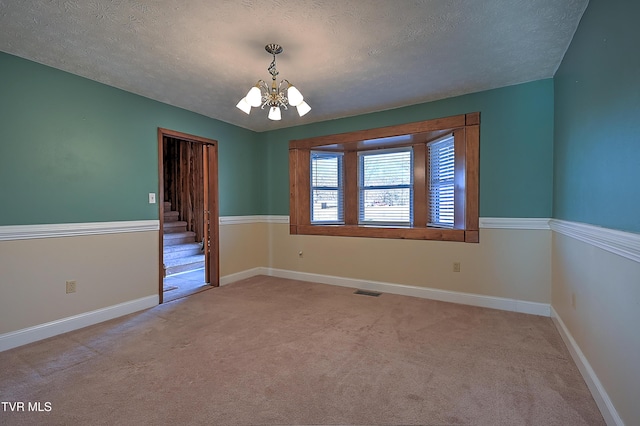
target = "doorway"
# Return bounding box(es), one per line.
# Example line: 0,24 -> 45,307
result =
157,128 -> 219,303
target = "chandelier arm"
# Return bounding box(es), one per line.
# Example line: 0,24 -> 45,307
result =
278,80 -> 288,102
257,79 -> 270,107
257,79 -> 269,92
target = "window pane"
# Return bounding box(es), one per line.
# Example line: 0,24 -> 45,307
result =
359,149 -> 413,225
361,151 -> 412,186
311,190 -> 342,222
361,188 -> 411,222
311,154 -> 339,187
311,152 -> 344,223
428,135 -> 455,228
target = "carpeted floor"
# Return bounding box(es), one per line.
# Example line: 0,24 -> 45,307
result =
0,276 -> 604,425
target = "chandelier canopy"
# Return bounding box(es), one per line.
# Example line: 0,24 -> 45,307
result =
236,44 -> 311,121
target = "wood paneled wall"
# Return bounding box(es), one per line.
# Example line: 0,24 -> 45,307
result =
163,137 -> 205,243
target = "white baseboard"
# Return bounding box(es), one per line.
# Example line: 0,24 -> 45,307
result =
0,266 -> 550,351
551,307 -> 622,426
220,267 -> 550,317
220,267 -> 267,286
0,295 -> 158,352
513,299 -> 551,316
267,268 -> 550,316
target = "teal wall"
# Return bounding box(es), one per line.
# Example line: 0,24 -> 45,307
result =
0,52 -> 263,226
262,79 -> 555,217
554,0 -> 640,233
1,52 -> 556,226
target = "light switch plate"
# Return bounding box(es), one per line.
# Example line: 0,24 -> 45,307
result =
148,193 -> 156,204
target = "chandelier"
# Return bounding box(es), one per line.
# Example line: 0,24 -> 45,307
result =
236,43 -> 311,121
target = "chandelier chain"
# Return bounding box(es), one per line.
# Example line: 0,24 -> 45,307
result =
268,54 -> 279,79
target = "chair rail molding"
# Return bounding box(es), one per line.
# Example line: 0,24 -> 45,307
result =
0,220 -> 160,241
479,217 -> 551,230
219,215 -> 289,225
550,219 -> 640,264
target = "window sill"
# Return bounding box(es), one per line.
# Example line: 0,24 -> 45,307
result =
291,224 -> 478,242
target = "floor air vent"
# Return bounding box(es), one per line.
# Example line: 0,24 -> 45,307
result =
354,289 -> 381,297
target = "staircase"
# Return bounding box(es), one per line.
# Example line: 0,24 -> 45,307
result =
163,201 -> 205,276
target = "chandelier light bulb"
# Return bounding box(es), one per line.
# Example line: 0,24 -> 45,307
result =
245,86 -> 262,107
268,106 -> 282,121
236,98 -> 251,114
296,101 -> 311,117
287,85 -> 304,107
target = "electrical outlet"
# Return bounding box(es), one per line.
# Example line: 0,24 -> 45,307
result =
66,280 -> 77,294
453,262 -> 461,272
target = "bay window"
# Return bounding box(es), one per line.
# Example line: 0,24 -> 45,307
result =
289,112 -> 479,242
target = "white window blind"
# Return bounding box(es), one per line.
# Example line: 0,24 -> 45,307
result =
359,149 -> 413,225
310,151 -> 344,224
428,135 -> 455,228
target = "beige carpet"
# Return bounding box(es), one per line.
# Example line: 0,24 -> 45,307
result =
0,276 -> 603,425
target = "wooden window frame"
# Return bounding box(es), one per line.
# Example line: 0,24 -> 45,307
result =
289,112 -> 480,243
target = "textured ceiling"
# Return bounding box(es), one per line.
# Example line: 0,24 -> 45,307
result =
0,0 -> 588,132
